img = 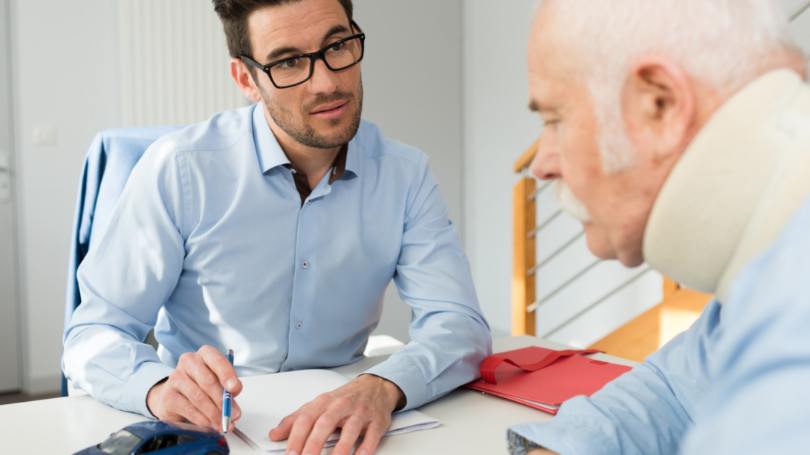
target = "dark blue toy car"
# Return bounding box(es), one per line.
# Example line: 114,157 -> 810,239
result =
73,420 -> 229,455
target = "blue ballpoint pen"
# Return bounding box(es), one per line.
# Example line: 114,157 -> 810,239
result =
222,349 -> 234,432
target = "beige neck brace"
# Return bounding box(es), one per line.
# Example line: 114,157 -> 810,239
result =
642,69 -> 810,303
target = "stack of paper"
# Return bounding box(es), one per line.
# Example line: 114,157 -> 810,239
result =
234,369 -> 441,453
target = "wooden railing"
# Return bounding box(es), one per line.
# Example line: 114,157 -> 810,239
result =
512,140 -> 539,336
512,140 -> 712,361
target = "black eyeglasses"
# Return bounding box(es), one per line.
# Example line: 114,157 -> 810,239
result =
241,21 -> 365,89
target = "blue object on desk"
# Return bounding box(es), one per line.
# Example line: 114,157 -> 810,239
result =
63,126 -> 185,396
72,420 -> 228,455
222,349 -> 234,432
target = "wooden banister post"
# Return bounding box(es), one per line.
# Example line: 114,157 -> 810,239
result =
512,140 -> 540,336
512,177 -> 537,335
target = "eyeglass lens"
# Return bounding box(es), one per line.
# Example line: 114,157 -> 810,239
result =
270,37 -> 362,87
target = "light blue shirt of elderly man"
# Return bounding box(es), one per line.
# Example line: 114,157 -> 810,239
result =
509,1 -> 810,455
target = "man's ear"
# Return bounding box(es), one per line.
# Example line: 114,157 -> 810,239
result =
231,58 -> 263,103
621,56 -> 696,162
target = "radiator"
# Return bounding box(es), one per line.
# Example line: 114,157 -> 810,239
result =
118,0 -> 251,127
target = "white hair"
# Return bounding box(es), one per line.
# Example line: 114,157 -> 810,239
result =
536,0 -> 801,172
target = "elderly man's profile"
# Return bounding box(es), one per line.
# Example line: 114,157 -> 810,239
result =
510,0 -> 810,454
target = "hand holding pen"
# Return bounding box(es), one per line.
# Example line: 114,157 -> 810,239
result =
222,349 -> 235,432
145,345 -> 242,432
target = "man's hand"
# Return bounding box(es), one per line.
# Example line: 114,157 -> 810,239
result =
269,374 -> 405,455
146,345 -> 242,432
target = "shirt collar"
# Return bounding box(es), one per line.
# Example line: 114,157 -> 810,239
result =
252,103 -> 290,173
345,136 -> 360,179
253,101 -> 362,179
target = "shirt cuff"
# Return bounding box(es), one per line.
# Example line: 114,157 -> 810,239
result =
363,355 -> 429,412
508,397 -> 618,455
121,361 -> 174,418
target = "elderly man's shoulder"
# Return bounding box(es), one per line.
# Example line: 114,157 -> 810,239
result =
730,194 -> 810,305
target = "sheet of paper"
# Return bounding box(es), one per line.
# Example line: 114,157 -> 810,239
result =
234,369 -> 440,453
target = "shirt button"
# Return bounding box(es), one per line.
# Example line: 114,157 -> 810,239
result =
307,200 -> 312,205
296,322 -> 303,329
302,260 -> 308,269
290,169 -> 297,174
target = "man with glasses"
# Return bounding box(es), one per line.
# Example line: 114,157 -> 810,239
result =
62,1 -> 491,454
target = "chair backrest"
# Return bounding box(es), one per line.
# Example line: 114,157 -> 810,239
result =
63,126 -> 183,395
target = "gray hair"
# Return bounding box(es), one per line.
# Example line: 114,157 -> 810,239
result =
536,0 -> 801,172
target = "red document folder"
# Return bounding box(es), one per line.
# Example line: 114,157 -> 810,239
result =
465,346 -> 632,414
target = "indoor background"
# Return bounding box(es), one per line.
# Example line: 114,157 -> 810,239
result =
1,0 -> 808,397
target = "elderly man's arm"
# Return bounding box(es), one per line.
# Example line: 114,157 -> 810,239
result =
508,300 -> 720,455
679,206 -> 810,454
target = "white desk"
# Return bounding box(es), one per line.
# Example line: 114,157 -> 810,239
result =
0,336 -> 636,454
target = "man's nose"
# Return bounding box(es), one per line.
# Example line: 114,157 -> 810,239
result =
308,58 -> 340,94
530,132 -> 561,181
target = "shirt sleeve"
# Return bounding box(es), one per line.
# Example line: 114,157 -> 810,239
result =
507,299 -> 720,455
363,154 -> 493,411
679,206 -> 810,454
62,140 -> 188,417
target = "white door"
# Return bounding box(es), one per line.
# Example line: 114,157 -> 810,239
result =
0,0 -> 21,393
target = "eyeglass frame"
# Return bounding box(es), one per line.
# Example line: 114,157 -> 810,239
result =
240,21 -> 365,89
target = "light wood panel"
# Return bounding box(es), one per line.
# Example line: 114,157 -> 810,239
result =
588,282 -> 712,362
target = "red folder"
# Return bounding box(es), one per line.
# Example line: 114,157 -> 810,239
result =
465,346 -> 632,414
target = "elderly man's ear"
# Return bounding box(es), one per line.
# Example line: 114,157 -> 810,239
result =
621,56 -> 697,164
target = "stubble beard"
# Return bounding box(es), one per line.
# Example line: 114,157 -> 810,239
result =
260,77 -> 364,149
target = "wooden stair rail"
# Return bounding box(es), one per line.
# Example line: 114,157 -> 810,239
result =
511,139 -> 713,360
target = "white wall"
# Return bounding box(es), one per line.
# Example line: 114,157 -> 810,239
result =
356,0 -> 464,343
10,0 -> 121,393
463,0 -> 543,337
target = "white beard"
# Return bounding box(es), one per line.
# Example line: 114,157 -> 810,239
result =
555,180 -> 592,223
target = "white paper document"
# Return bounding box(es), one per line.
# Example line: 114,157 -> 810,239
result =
234,369 -> 441,453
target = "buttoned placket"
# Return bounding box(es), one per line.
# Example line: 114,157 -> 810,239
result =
278,168 -> 335,373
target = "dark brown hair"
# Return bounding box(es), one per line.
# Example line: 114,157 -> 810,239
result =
213,0 -> 354,60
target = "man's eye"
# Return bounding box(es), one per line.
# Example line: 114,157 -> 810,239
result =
281,58 -> 299,69
328,42 -> 345,52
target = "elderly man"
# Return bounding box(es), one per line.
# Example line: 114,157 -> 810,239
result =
63,1 -> 490,455
508,0 -> 810,454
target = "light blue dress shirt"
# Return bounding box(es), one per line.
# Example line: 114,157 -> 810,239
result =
63,104 -> 492,418
509,195 -> 810,454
